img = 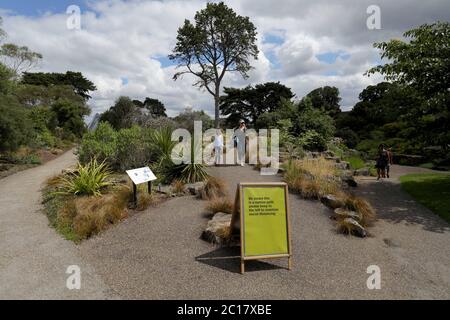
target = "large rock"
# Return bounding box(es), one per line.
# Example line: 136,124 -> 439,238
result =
334,208 -> 362,222
335,161 -> 350,170
186,181 -> 206,196
342,175 -> 358,188
342,218 -> 367,238
201,212 -> 232,245
320,194 -> 345,209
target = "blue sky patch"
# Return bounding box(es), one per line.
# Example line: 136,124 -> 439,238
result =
121,77 -> 129,86
0,0 -> 89,16
316,51 -> 351,64
263,32 -> 285,45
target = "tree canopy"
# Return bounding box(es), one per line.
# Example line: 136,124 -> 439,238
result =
367,21 -> 450,152
220,82 -> 295,127
21,71 -> 97,100
169,1 -> 258,127
0,43 -> 42,75
306,86 -> 341,117
133,97 -> 167,117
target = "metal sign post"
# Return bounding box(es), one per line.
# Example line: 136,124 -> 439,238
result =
126,167 -> 157,208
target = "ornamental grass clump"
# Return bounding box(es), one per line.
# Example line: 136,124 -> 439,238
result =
58,158 -> 112,196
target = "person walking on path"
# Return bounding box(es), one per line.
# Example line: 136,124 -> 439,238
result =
386,147 -> 394,178
375,143 -> 389,180
214,128 -> 224,166
233,120 -> 247,166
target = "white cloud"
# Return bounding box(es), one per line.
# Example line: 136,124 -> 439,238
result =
1,0 -> 449,120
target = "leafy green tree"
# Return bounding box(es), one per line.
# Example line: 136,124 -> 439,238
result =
100,96 -> 140,130
169,1 -> 259,127
367,21 -> 450,151
0,43 -> 42,75
133,97 -> 167,117
21,71 -> 96,100
173,107 -> 214,133
295,97 -> 335,140
220,82 -> 294,127
51,100 -> 90,138
0,62 -> 14,94
0,95 -> 33,151
306,86 -> 341,117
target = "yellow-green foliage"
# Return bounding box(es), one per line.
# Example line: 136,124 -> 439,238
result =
58,158 -> 112,196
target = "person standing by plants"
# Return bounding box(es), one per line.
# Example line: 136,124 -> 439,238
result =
233,120 -> 247,166
214,128 -> 224,166
375,144 -> 389,180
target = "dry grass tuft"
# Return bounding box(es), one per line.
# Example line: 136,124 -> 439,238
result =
299,157 -> 337,180
205,197 -> 234,214
200,176 -> 227,200
171,180 -> 186,194
71,195 -> 128,240
283,158 -> 338,199
343,194 -> 376,227
46,174 -> 63,187
136,192 -> 159,211
215,225 -> 231,240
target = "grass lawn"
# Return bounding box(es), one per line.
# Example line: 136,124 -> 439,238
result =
345,156 -> 366,170
400,173 -> 450,223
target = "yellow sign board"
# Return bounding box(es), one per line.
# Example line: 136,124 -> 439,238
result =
232,182 -> 292,274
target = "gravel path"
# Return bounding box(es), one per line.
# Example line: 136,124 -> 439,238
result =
2,157 -> 448,299
0,150 -> 114,299
78,165 -> 450,299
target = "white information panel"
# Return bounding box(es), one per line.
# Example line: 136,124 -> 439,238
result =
126,167 -> 157,185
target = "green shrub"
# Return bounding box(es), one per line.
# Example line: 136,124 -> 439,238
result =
0,96 -> 34,151
299,130 -> 327,151
58,158 -> 112,196
78,122 -> 118,165
116,126 -> 155,171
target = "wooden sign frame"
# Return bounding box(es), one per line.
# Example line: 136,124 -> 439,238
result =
231,182 -> 292,274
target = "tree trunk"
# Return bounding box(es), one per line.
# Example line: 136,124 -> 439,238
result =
214,86 -> 220,128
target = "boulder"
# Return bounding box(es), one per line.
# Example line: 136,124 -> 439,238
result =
342,218 -> 367,238
325,156 -> 341,162
342,175 -> 357,188
354,168 -> 370,176
320,194 -> 345,209
157,184 -> 172,195
201,212 -> 232,245
186,181 -> 206,196
335,161 -> 350,170
334,208 -> 362,222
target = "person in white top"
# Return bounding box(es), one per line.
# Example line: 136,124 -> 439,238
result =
214,128 -> 224,166
233,120 -> 247,166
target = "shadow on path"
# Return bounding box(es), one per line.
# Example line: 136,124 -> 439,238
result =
195,247 -> 285,274
356,176 -> 450,233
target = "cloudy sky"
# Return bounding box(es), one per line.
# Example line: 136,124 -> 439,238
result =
1,0 -> 449,119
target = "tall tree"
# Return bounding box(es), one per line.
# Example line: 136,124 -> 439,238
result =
100,96 -> 140,130
21,71 -> 96,100
0,43 -> 42,76
367,22 -> 450,151
220,82 -> 294,127
133,97 -> 167,117
306,86 -> 341,117
169,2 -> 259,127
